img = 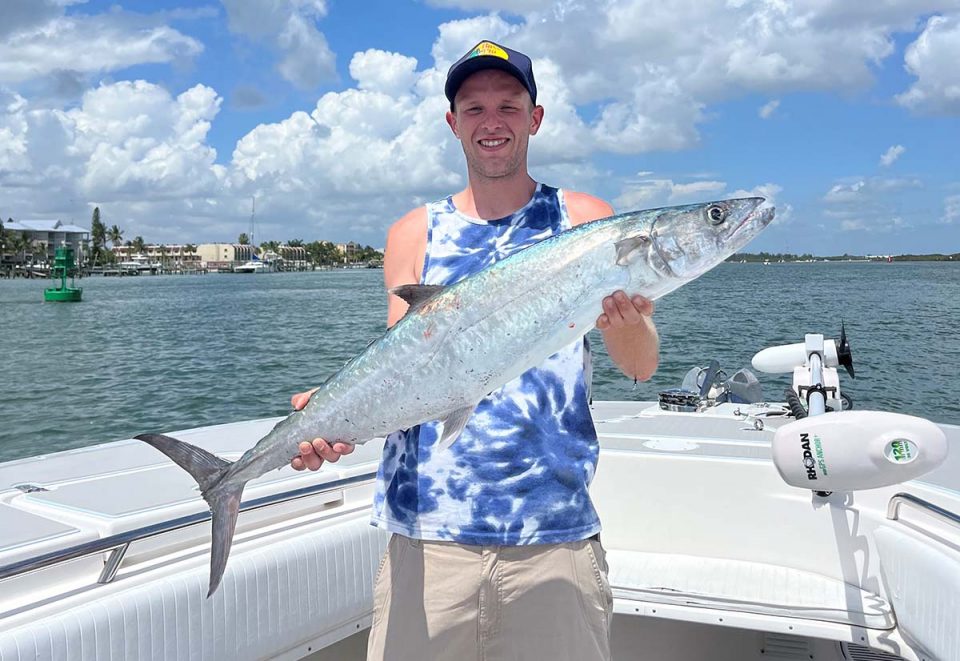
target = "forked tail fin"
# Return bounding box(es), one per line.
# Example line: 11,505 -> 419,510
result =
135,433 -> 247,597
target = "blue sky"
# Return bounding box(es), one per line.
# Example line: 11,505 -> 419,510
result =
1,1 -> 958,255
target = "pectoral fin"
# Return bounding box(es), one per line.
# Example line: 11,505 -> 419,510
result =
614,234 -> 651,266
436,404 -> 477,451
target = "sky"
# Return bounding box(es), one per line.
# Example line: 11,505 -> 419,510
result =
1,1 -> 959,255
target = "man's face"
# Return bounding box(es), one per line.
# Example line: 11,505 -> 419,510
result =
446,69 -> 543,181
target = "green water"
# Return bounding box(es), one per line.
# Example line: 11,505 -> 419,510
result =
1,263 -> 958,462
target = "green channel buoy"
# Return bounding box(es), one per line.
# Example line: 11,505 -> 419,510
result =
44,245 -> 83,302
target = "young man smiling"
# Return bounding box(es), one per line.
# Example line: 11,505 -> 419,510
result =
291,40 -> 659,660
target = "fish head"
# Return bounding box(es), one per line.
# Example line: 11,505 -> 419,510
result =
617,198 -> 774,285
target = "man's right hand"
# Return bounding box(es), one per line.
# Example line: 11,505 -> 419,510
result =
289,388 -> 355,471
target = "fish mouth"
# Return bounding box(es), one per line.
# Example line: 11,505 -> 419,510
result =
732,200 -> 775,237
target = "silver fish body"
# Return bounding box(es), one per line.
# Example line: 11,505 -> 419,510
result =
136,197 -> 774,596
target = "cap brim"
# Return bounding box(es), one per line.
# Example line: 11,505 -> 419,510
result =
444,57 -> 532,104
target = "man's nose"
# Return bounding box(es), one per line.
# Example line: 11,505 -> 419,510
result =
478,111 -> 504,131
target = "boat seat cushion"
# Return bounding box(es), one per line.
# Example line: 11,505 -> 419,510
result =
0,515 -> 389,661
607,549 -> 894,629
875,527 -> 960,661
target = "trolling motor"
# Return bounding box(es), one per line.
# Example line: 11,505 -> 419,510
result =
752,326 -> 947,492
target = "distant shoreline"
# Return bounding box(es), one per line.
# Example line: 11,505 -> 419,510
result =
728,253 -> 959,264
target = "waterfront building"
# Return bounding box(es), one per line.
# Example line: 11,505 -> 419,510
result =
335,241 -> 361,264
196,243 -> 255,271
111,244 -> 203,270
274,245 -> 309,270
2,219 -> 90,266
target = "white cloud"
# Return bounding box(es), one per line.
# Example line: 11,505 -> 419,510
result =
2,1 -> 957,246
221,0 -> 335,89
824,180 -> 867,203
431,14 -> 517,69
0,0 -> 70,39
824,177 -> 921,202
0,80 -> 228,240
0,13 -> 202,86
879,144 -> 906,167
426,0 -> 552,12
943,194 -> 960,224
349,50 -> 420,97
759,99 -> 780,119
615,177 -> 732,210
840,216 -> 912,233
897,14 -> 960,115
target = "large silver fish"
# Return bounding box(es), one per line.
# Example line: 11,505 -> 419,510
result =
137,197 -> 774,596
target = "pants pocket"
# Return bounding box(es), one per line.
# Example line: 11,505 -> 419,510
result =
371,534 -> 408,628
585,539 -> 614,622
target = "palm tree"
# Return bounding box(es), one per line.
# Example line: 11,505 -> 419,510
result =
31,240 -> 47,265
238,233 -> 249,245
13,233 -> 29,265
107,225 -> 123,262
131,236 -> 146,256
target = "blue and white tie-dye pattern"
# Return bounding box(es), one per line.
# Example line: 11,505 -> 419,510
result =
371,184 -> 601,545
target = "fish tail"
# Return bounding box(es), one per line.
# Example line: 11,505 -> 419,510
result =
134,432 -> 246,598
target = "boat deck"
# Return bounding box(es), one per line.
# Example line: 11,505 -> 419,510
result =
1,402 -> 958,660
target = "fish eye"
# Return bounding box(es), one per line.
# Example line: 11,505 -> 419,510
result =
706,205 -> 727,225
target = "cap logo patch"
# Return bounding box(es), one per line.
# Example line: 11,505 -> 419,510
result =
470,42 -> 508,60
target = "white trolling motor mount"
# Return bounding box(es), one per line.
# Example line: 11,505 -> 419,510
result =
752,326 -> 948,493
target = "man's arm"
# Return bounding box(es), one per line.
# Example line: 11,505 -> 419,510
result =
565,191 -> 660,382
384,207 -> 428,328
291,207 -> 427,471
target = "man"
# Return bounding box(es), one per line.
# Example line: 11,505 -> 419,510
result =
291,40 -> 658,660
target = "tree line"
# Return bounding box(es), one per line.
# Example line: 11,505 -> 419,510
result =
89,208 -> 383,267
727,251 -> 959,263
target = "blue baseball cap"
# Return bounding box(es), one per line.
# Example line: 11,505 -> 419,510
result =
444,41 -> 537,108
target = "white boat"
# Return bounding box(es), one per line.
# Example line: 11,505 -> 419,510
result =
234,257 -> 271,273
1,333 -> 958,660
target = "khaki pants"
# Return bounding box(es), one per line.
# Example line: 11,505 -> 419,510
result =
366,534 -> 613,661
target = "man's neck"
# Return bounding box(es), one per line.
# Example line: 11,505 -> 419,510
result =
453,172 -> 538,220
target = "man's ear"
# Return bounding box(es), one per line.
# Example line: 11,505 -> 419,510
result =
529,105 -> 544,136
446,110 -> 459,139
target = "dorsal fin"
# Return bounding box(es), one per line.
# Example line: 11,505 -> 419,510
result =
389,284 -> 446,317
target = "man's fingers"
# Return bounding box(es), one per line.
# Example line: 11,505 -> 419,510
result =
598,292 -> 655,329
292,440 -> 324,471
290,438 -> 352,472
613,292 -> 643,324
311,438 -> 342,463
602,296 -> 621,322
632,295 -> 654,316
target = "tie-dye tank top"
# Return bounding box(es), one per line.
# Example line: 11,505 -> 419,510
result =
370,183 -> 601,546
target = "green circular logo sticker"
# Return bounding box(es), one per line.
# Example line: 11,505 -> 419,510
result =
885,439 -> 917,464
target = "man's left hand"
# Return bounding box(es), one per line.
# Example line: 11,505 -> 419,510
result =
596,291 -> 654,330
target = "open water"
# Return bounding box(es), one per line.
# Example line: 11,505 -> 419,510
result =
1,262 -> 958,463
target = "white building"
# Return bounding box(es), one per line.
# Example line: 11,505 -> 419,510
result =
2,219 -> 90,264
196,243 -> 255,271
111,244 -> 203,270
